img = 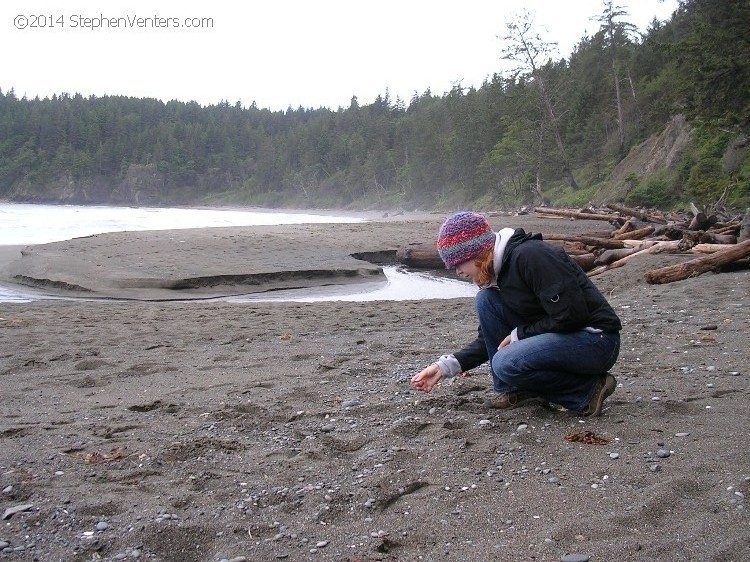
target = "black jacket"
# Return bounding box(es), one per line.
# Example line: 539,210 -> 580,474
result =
454,229 -> 622,372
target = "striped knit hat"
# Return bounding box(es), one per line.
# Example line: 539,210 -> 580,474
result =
437,211 -> 495,269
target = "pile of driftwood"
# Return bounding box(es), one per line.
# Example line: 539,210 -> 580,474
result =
396,204 -> 750,285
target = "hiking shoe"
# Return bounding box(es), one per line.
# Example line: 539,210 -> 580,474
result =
484,391 -> 545,410
581,373 -> 617,417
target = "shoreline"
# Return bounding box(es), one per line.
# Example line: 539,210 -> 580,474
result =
0,215 -> 448,301
0,212 -> 602,302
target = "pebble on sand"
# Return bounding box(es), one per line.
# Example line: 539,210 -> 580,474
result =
561,554 -> 590,562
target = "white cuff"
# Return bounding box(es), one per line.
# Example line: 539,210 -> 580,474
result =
436,354 -> 462,378
510,327 -> 519,342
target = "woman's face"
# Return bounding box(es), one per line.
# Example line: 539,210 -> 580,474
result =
455,259 -> 480,284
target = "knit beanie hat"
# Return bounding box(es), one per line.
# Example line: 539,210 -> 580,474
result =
437,211 -> 495,269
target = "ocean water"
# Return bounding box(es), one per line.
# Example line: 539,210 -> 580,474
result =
0,202 -> 363,245
0,203 -> 477,303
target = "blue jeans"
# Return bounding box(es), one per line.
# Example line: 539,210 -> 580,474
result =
476,287 -> 620,411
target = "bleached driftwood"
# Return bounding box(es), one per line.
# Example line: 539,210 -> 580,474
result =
612,225 -> 655,241
587,241 -> 682,277
644,239 -> 750,284
534,208 -> 619,222
622,239 -> 660,249
690,243 -> 742,254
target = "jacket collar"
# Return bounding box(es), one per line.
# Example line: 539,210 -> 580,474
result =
492,228 -> 543,283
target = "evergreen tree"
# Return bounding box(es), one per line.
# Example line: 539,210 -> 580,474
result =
596,1 -> 639,163
501,10 -> 580,189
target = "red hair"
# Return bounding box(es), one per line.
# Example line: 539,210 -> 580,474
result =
475,248 -> 495,287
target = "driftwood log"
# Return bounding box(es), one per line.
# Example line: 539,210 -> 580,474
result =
612,225 -> 655,241
698,232 -> 737,245
534,207 -> 621,223
570,253 -> 596,271
396,244 -> 444,269
690,243 -> 742,254
605,203 -> 668,224
644,239 -> 750,284
543,234 -> 626,249
594,248 -> 638,266
713,224 -> 741,235
612,219 -> 634,237
622,239 -> 660,249
588,241 -> 682,277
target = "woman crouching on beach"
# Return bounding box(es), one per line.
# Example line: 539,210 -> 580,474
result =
411,211 -> 622,416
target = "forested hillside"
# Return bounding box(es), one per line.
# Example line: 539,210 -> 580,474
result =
1,0 -> 748,211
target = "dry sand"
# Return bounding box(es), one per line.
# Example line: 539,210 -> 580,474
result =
0,213 -> 748,562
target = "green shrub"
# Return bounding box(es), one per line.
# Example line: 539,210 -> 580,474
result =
625,174 -> 679,208
546,183 -> 597,209
684,157 -> 726,206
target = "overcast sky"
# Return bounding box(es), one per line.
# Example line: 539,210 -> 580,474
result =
1,0 -> 678,111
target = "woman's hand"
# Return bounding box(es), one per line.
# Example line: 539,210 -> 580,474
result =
498,334 -> 513,349
411,363 -> 443,393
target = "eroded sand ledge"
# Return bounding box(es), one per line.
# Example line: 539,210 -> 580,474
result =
0,216 -> 452,300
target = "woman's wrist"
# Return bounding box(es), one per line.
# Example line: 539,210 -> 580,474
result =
436,354 -> 461,378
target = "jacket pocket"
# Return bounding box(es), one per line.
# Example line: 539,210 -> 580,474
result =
539,281 -> 565,308
539,281 -> 567,315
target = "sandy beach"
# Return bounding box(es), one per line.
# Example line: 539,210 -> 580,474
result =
0,213 -> 748,562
